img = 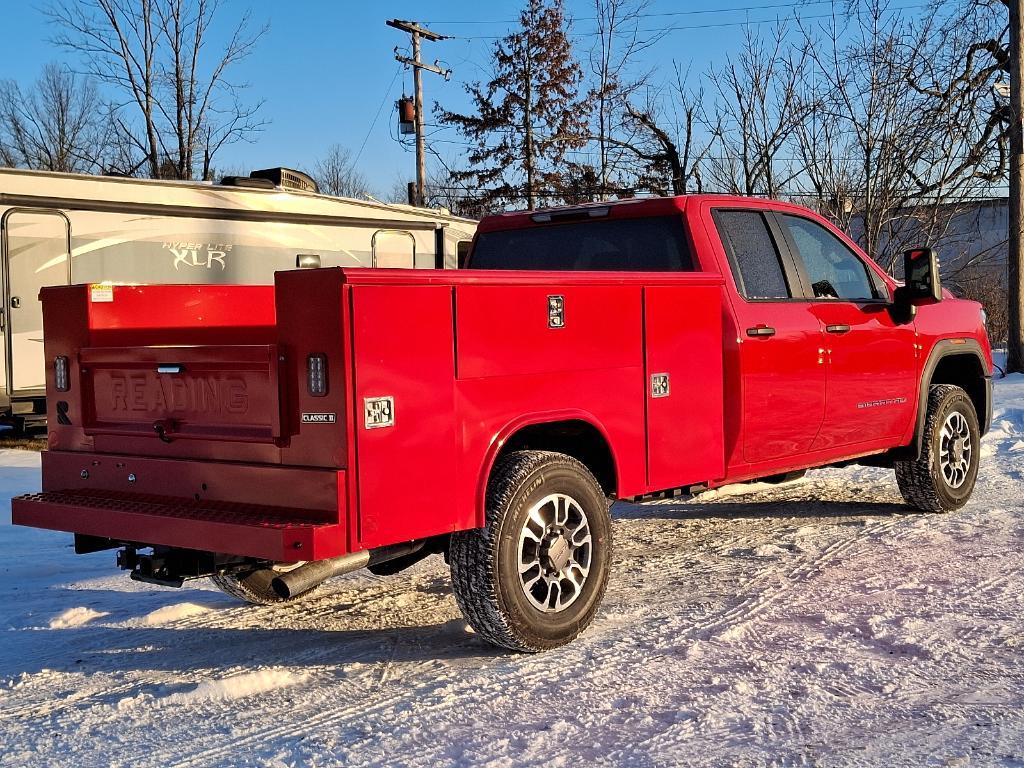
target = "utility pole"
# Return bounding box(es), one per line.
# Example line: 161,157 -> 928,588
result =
386,19 -> 450,208
1010,0 -> 1024,373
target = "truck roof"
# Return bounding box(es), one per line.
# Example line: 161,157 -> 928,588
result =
476,194 -> 803,233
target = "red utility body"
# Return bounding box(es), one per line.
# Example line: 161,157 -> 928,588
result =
13,194 -> 993,579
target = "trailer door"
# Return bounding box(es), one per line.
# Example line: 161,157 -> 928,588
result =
2,210 -> 71,395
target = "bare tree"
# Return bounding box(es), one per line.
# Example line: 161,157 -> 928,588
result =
593,22 -> 808,200
957,266 -> 1009,347
383,162 -> 489,219
0,63 -> 110,173
703,24 -> 812,198
608,64 -> 713,196
588,0 -> 661,199
313,145 -> 370,199
794,0 -> 1006,270
48,0 -> 267,180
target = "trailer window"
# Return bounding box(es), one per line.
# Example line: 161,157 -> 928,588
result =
713,210 -> 792,300
2,210 -> 71,393
456,240 -> 472,269
469,216 -> 693,271
372,230 -> 416,269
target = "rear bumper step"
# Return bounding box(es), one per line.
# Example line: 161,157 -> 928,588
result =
12,489 -> 345,562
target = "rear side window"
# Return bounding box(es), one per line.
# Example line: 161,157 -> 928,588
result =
713,210 -> 792,300
468,216 -> 693,271
781,215 -> 879,301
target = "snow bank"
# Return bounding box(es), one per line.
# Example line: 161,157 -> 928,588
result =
48,607 -> 108,629
140,602 -> 212,625
117,669 -> 308,710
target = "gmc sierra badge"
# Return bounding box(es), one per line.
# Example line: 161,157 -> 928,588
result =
364,397 -> 395,429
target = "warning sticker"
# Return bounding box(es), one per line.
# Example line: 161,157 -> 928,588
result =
90,284 -> 114,303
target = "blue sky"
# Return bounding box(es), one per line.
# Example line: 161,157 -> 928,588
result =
3,1 -> 835,194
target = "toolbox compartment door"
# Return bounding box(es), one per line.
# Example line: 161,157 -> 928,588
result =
350,285 -> 458,549
643,285 -> 725,489
79,344 -> 282,443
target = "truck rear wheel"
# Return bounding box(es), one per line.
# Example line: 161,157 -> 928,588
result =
895,384 -> 980,513
449,450 -> 612,652
211,566 -> 318,605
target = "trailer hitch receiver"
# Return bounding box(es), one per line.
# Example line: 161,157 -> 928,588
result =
116,546 -> 226,588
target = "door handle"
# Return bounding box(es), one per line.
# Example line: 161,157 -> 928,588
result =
825,324 -> 851,334
746,325 -> 776,338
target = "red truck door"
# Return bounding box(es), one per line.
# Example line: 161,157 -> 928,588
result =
776,214 -> 918,449
711,209 -> 827,465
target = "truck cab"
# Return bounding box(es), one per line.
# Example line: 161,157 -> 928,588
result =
468,195 -> 993,487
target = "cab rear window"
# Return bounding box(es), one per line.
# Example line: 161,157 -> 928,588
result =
468,216 -> 694,271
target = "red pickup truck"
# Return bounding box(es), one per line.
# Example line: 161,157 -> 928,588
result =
13,195 -> 993,652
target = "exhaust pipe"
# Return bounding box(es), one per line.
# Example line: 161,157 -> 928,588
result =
271,540 -> 425,599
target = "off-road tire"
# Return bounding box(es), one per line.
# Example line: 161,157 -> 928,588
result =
211,567 -> 317,605
449,450 -> 613,652
895,384 -> 980,513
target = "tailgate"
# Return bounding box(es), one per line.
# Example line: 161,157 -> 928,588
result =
80,344 -> 283,443
43,278 -> 348,469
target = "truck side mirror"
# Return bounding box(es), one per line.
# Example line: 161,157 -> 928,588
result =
891,247 -> 942,324
902,247 -> 942,303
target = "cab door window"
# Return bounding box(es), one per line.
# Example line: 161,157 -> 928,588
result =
781,215 -> 879,301
713,210 -> 792,300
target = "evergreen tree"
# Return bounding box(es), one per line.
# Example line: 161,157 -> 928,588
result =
438,0 -> 587,210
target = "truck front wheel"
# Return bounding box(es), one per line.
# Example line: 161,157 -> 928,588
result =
895,384 -> 980,512
450,450 -> 612,652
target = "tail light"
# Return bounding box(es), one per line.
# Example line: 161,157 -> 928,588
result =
307,353 -> 328,396
54,356 -> 70,392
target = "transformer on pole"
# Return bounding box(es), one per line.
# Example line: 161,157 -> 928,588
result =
386,19 -> 450,208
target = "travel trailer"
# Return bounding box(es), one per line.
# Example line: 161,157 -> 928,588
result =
0,167 -> 477,427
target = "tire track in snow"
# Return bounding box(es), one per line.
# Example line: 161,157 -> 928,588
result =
0,676 -> 139,723
0,575 -> 455,731
585,510 -> 904,764
10,475 -> 913,765
686,517 -> 898,643
150,487 -> 907,768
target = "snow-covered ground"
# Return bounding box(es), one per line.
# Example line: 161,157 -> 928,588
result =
1,371 -> 1023,768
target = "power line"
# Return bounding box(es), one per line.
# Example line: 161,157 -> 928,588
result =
426,0 -> 840,25
353,63 -> 403,168
438,3 -> 925,41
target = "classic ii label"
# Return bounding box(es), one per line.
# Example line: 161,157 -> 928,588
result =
301,412 -> 337,424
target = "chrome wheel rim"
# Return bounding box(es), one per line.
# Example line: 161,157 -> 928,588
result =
517,493 -> 592,613
938,411 -> 972,490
